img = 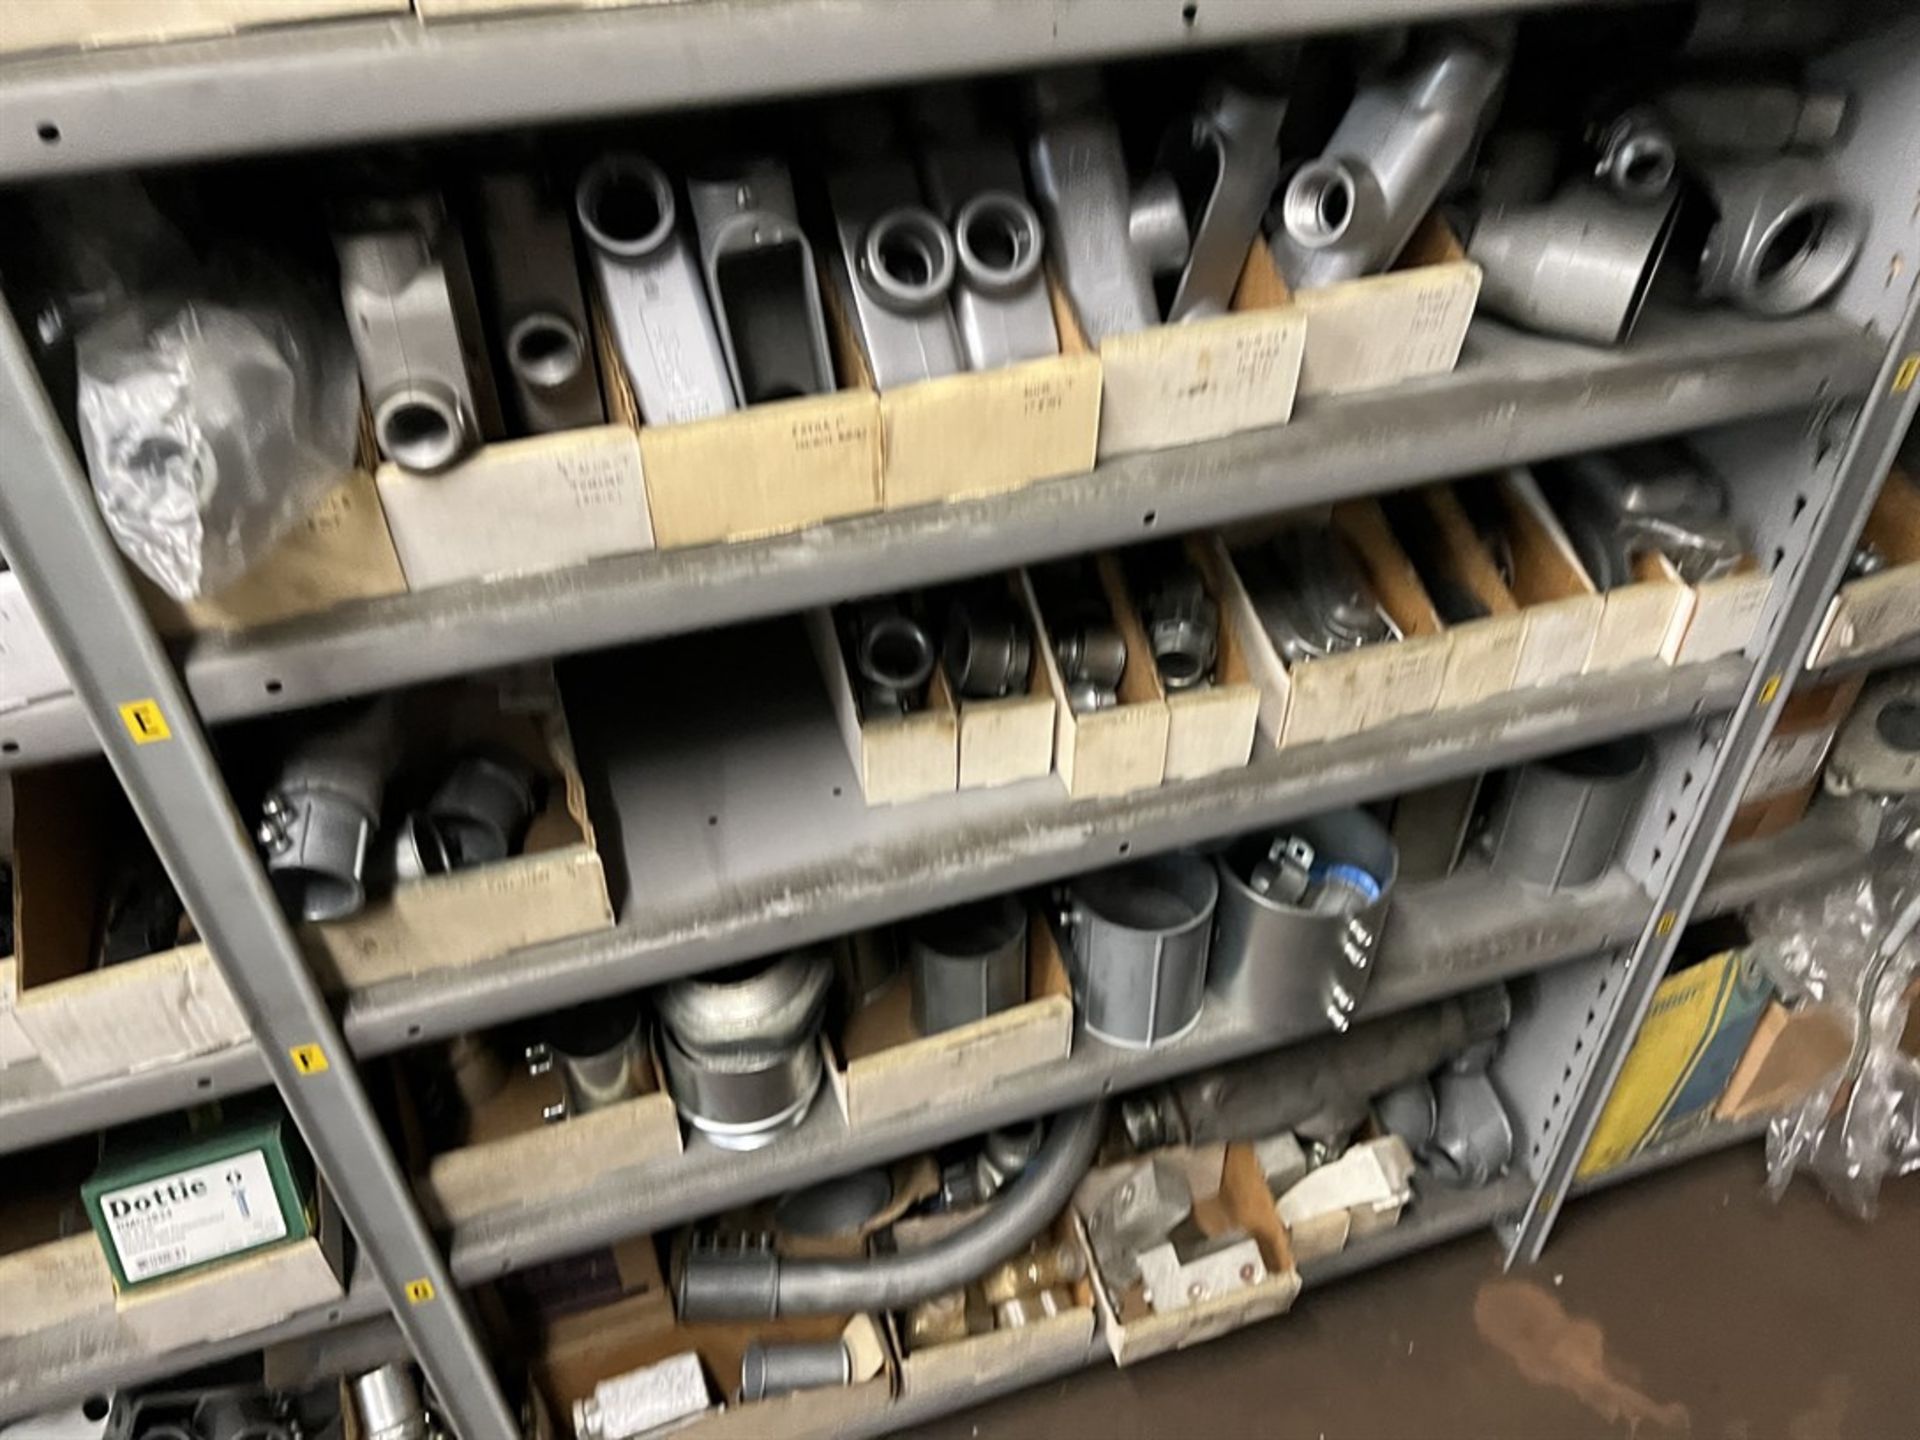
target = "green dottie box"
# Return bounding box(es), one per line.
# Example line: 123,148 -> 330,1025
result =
81,1103 -> 314,1291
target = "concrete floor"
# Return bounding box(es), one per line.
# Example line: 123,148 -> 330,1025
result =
920,1145 -> 1920,1440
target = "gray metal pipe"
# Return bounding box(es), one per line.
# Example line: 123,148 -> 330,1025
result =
676,1102 -> 1105,1320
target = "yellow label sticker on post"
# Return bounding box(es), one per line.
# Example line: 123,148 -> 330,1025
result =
1894,354 -> 1919,394
406,1278 -> 437,1305
119,699 -> 171,744
289,1044 -> 330,1075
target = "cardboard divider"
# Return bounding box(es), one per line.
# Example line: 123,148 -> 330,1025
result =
1072,1141 -> 1301,1366
1479,468 -> 1604,687
805,607 -> 960,806
951,574 -> 1058,792
1660,549 -> 1772,666
1394,486 -> 1523,711
1811,467 -> 1920,666
1018,561 -> 1171,799
1133,538 -> 1259,782
419,1039 -> 682,1227
300,671 -> 612,989
7,762 -> 251,1085
1,0 -> 407,58
826,912 -> 1073,1131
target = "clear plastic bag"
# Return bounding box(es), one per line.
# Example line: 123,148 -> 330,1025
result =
1748,841 -> 1920,1218
74,269 -> 358,601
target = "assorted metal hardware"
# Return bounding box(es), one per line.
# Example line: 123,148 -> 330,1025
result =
529,992 -> 646,1120
1141,566 -> 1220,692
1375,1037 -> 1515,1188
978,1239 -> 1086,1305
843,599 -> 938,719
1137,1231 -> 1267,1314
1242,523 -> 1398,665
1587,107 -> 1678,204
1211,809 -> 1398,1034
738,1340 -> 853,1401
687,158 -> 836,404
475,172 -> 603,435
1149,79 -> 1289,321
1025,73 -> 1161,341
1487,738 -> 1651,890
1470,183 -> 1678,345
827,159 -> 964,388
1083,1155 -> 1193,1288
335,196 -> 496,473
994,1285 -> 1078,1328
350,1367 -> 430,1440
940,1121 -> 1046,1210
941,594 -> 1034,700
1061,855 -> 1218,1049
574,154 -> 735,425
422,752 -> 540,868
1269,28 -> 1509,289
1692,156 -> 1864,317
573,1353 -> 710,1440
1825,668 -> 1920,808
907,895 -> 1029,1035
1044,574 -> 1129,713
257,697 -> 398,923
1548,442 -> 1748,586
656,951 -> 833,1150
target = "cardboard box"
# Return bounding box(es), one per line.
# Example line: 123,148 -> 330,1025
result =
0,568 -> 69,712
1087,244 -> 1307,460
1577,940 -> 1773,1179
140,468 -> 409,636
419,1043 -> 682,1227
1152,540 -> 1260,782
529,1238 -> 894,1440
416,0 -> 670,16
7,764 -> 252,1086
301,673 -> 613,989
1020,560 -> 1170,799
1207,502 -> 1451,750
1712,1000 -> 1850,1123
1287,214 -> 1482,399
592,269 -> 883,551
806,607 -> 959,807
1727,677 -> 1863,842
825,273 -> 1100,512
827,915 -> 1073,1131
1809,467 -> 1920,668
1072,1141 -> 1300,1366
886,1212 -> 1096,1399
377,427 -> 654,592
0,0 -> 407,57
947,576 -> 1057,793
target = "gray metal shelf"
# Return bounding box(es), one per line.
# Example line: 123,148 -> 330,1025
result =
446,861 -> 1647,1281
1695,806 -> 1871,922
0,0 -> 1612,181
0,310 -> 1870,773
1569,1113 -> 1771,1198
0,1048 -> 268,1158
342,632 -> 1745,1057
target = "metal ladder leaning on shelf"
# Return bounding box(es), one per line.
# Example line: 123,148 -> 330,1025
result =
1503,24 -> 1920,1261
0,313 -> 521,1440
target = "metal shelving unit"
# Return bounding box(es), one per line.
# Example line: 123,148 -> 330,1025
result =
0,1 -> 1916,1436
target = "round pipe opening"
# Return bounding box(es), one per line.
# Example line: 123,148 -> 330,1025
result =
508,312 -> 586,391
912,894 -> 1027,960
1615,138 -> 1676,199
576,155 -> 676,259
1282,161 -> 1357,248
1876,698 -> 1920,753
858,615 -> 936,691
1073,854 -> 1218,937
862,206 -> 957,310
1744,199 -> 1858,315
955,191 -> 1043,293
272,869 -> 362,924
375,389 -> 468,474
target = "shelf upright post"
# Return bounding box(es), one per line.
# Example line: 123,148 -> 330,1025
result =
0,306 -> 519,1440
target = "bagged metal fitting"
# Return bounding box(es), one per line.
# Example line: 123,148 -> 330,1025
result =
907,895 -> 1029,1035
574,154 -> 735,424
1548,442 -> 1747,586
827,160 -> 963,388
1269,28 -> 1507,289
1143,569 -> 1219,692
1211,808 -> 1398,1034
1147,78 -> 1289,321
1061,854 -> 1217,1049
1245,523 -> 1397,665
942,596 -> 1034,700
1026,72 -> 1161,341
688,158 -> 836,404
573,1354 -> 709,1440
738,1340 -> 852,1402
918,127 -> 1059,369
1693,156 -> 1864,317
657,951 -> 832,1149
476,173 -> 603,434
1487,737 -> 1650,890
530,992 -> 646,1119
845,600 -> 937,719
258,697 -> 399,922
1470,182 -> 1677,345
350,1366 -> 428,1440
335,196 -> 496,473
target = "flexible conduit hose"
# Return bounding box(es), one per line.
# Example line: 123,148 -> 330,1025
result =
676,1102 -> 1107,1320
